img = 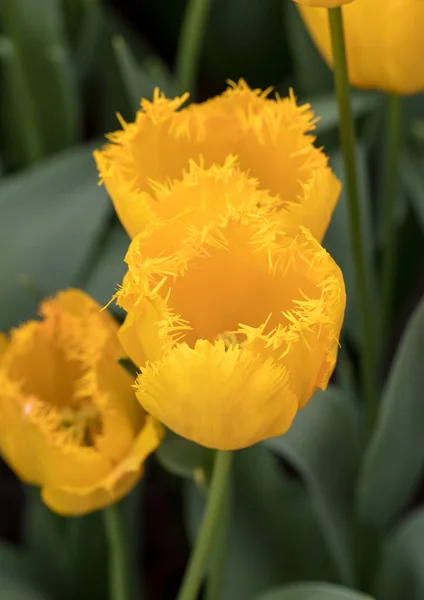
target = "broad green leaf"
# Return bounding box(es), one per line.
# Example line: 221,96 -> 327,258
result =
358,294 -> 424,529
0,0 -> 81,166
156,430 -> 214,481
400,150 -> 424,232
85,221 -> 129,306
324,145 -> 376,345
265,387 -> 360,586
113,36 -> 175,112
312,92 -> 380,139
0,540 -> 52,599
0,143 -> 111,330
257,583 -> 372,600
185,445 -> 338,600
23,488 -> 72,598
0,146 -> 112,329
23,487 -> 110,600
375,507 -> 424,600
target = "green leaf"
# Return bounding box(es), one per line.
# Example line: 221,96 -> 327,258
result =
185,445 -> 338,600
265,386 -> 360,586
156,429 -> 215,481
358,294 -> 424,529
113,36 -> 174,112
23,487 -> 110,600
0,0 -> 81,167
324,145 -> 376,345
312,92 -> 380,138
0,540 -> 53,599
0,142 -> 111,330
375,507 -> 424,600
400,150 -> 424,233
256,583 -> 373,600
85,221 -> 129,307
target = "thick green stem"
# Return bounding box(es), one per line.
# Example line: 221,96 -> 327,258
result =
175,0 -> 213,97
328,7 -> 377,433
381,94 -> 402,344
104,504 -> 129,600
176,450 -> 233,600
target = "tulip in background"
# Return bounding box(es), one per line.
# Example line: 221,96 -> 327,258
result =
296,0 -> 424,95
0,289 -> 163,515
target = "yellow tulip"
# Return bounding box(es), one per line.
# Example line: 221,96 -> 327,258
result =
0,289 -> 163,515
115,163 -> 346,450
94,79 -> 340,243
293,1 -> 354,5
297,0 -> 424,95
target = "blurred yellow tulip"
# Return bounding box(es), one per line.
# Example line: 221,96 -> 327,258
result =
0,289 -> 163,515
297,0 -> 424,94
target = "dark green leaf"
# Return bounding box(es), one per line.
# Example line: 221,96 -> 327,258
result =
0,143 -> 111,330
256,583 -> 373,600
358,294 -> 424,529
185,445 -> 338,600
113,36 -> 174,112
376,507 -> 424,600
312,92 -> 380,139
0,540 -> 53,599
85,221 -> 129,307
265,386 -> 360,586
0,0 -> 81,166
400,150 -> 424,232
157,430 -> 214,481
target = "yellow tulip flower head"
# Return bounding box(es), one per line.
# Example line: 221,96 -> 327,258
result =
115,162 -> 346,451
297,0 -> 424,95
0,290 -> 163,515
94,80 -> 340,243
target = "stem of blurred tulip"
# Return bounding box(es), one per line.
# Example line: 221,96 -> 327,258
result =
381,94 -> 402,348
328,7 -> 377,434
176,450 -> 233,600
104,504 -> 129,600
176,0 -> 213,97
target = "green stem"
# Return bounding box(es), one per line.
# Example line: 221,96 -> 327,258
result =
328,7 -> 377,433
175,0 -> 213,97
176,450 -> 233,600
205,485 -> 230,600
381,94 -> 402,345
104,504 -> 129,600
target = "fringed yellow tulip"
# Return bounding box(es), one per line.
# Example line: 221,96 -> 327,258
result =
94,79 -> 340,243
297,0 -> 424,95
0,289 -> 163,515
115,164 -> 346,450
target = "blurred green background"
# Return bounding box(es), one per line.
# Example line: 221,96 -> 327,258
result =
2,1 -> 424,599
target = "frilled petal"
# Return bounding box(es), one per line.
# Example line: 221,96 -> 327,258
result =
118,207 -> 346,449
95,81 -> 340,242
297,0 -> 424,95
0,289 -> 162,514
137,341 -> 298,450
42,416 -> 163,515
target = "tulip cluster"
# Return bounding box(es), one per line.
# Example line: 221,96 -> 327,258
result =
0,80 -> 346,514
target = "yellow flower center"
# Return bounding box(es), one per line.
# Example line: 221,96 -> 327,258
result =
8,315 -> 104,449
162,220 -> 316,347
